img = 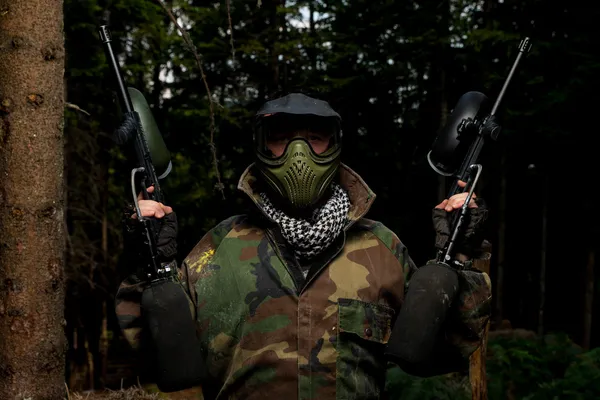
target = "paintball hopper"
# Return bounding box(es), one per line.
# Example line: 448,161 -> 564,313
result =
141,280 -> 208,392
385,262 -> 460,376
127,87 -> 173,180
427,91 -> 491,177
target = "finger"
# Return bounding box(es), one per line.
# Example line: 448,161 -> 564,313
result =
151,204 -> 166,218
463,193 -> 478,208
448,196 -> 467,210
450,195 -> 478,209
446,197 -> 459,211
448,190 -> 475,202
137,185 -> 155,201
447,193 -> 465,207
160,203 -> 173,214
139,202 -> 165,218
435,199 -> 449,210
458,180 -> 467,188
130,202 -> 153,219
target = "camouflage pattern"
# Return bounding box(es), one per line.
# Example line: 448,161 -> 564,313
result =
115,163 -> 492,400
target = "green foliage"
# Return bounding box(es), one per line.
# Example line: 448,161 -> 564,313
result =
488,333 -> 600,400
487,333 -> 582,399
546,351 -> 600,399
384,334 -> 600,399
385,366 -> 470,400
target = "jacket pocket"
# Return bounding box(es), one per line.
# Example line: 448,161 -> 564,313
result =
336,298 -> 395,400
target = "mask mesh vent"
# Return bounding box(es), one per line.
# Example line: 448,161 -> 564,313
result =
283,160 -> 317,207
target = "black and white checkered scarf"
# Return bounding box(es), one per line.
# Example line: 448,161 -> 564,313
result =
260,184 -> 351,261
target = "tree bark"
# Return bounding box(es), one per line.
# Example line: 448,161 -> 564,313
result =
582,249 -> 595,350
495,151 -> 507,326
437,67 -> 447,203
0,0 -> 66,398
538,173 -> 548,336
470,240 -> 492,400
267,0 -> 283,94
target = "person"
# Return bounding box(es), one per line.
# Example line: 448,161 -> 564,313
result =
115,92 -> 492,399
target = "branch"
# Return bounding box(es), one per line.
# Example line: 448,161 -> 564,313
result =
155,0 -> 225,199
66,102 -> 91,116
226,0 -> 236,63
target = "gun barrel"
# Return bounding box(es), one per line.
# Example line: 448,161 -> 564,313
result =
490,37 -> 532,116
98,25 -> 134,114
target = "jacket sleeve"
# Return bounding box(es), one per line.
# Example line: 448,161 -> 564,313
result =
441,245 -> 493,361
418,256 -> 492,374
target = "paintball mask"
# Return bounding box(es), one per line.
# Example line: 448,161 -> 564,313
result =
254,93 -> 342,208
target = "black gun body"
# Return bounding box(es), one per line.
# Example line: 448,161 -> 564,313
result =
99,25 -> 163,278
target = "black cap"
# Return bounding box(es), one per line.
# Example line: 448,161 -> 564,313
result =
256,93 -> 341,119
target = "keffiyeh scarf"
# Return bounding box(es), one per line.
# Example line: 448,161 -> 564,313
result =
260,184 -> 350,261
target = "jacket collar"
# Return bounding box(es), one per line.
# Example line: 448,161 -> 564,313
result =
237,163 -> 376,227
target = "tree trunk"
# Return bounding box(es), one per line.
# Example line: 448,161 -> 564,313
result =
470,240 -> 492,400
267,0 -> 285,94
495,151 -> 507,326
538,173 -> 548,336
308,1 -> 317,72
582,249 -> 595,350
437,67 -> 447,203
0,0 -> 66,398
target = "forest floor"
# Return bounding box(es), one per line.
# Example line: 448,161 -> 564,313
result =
68,385 -> 204,400
66,333 -> 205,400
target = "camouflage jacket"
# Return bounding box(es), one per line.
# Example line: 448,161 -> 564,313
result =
116,163 -> 492,400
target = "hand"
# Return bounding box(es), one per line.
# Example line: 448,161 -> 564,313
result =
434,181 -> 478,212
432,181 -> 488,259
124,185 -> 178,264
131,186 -> 173,219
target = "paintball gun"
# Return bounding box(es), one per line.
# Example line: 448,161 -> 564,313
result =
385,37 -> 532,374
98,25 -> 206,392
